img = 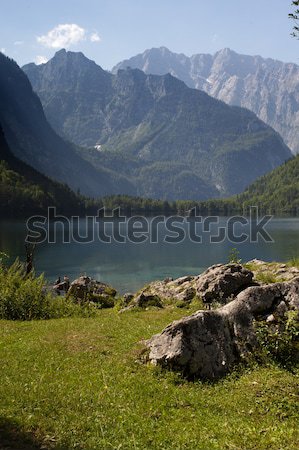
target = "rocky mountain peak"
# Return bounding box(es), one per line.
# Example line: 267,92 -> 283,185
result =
113,47 -> 299,154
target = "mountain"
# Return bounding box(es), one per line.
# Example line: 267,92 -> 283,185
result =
22,50 -> 291,199
112,47 -> 299,155
236,154 -> 299,213
0,125 -> 84,216
0,52 -> 134,198
200,154 -> 299,215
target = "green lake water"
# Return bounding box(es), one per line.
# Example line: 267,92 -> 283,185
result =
0,217 -> 298,293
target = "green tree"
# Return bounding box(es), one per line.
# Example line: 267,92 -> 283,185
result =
289,1 -> 299,37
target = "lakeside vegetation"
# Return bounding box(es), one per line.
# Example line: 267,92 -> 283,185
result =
0,259 -> 95,320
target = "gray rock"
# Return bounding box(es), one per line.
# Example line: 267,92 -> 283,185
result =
68,276 -> 117,301
195,263 -> 254,304
176,287 -> 196,303
146,278 -> 299,380
127,263 -> 254,309
276,301 -> 288,317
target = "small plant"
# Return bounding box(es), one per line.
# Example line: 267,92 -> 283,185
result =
0,251 -> 9,266
255,311 -> 299,368
287,257 -> 299,268
228,248 -> 242,264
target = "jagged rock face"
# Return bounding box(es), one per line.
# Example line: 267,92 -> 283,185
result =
0,52 -> 135,198
113,47 -> 299,154
147,279 -> 299,380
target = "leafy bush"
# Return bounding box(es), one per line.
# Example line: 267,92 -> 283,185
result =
88,294 -> 115,309
175,300 -> 189,309
0,260 -> 95,320
255,312 -> 299,368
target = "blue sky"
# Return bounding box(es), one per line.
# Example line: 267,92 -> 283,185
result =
0,0 -> 298,69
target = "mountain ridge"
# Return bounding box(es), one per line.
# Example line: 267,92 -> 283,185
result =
22,50 -> 292,200
0,52 -> 135,198
112,47 -> 299,154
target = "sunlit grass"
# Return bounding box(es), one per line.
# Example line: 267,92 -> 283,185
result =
0,309 -> 298,450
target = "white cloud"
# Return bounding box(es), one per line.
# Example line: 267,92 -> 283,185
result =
37,24 -> 85,49
0,47 -> 6,54
35,55 -> 48,65
90,32 -> 101,43
14,40 -> 24,46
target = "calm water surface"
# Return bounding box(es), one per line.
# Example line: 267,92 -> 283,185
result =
0,217 -> 298,293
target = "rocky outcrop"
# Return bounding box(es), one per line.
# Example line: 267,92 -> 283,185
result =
125,264 -> 254,310
146,279 -> 299,380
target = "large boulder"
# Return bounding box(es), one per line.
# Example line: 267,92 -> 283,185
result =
195,263 -> 254,304
146,278 -> 299,380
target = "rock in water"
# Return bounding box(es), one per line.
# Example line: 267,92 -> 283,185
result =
146,279 -> 299,380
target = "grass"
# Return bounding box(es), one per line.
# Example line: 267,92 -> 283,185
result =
287,257 -> 299,269
0,309 -> 298,450
254,272 -> 283,284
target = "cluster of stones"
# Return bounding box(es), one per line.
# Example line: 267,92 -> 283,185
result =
62,262 -> 299,380
142,263 -> 299,380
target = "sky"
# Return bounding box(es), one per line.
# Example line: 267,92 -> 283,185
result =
0,0 -> 298,69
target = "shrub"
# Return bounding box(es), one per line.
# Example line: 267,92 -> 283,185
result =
0,260 -> 95,320
88,294 -> 115,309
175,300 -> 189,308
255,312 -> 299,368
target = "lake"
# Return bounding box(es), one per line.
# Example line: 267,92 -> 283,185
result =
0,216 -> 298,293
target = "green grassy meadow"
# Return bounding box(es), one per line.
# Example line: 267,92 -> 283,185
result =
0,309 -> 298,450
